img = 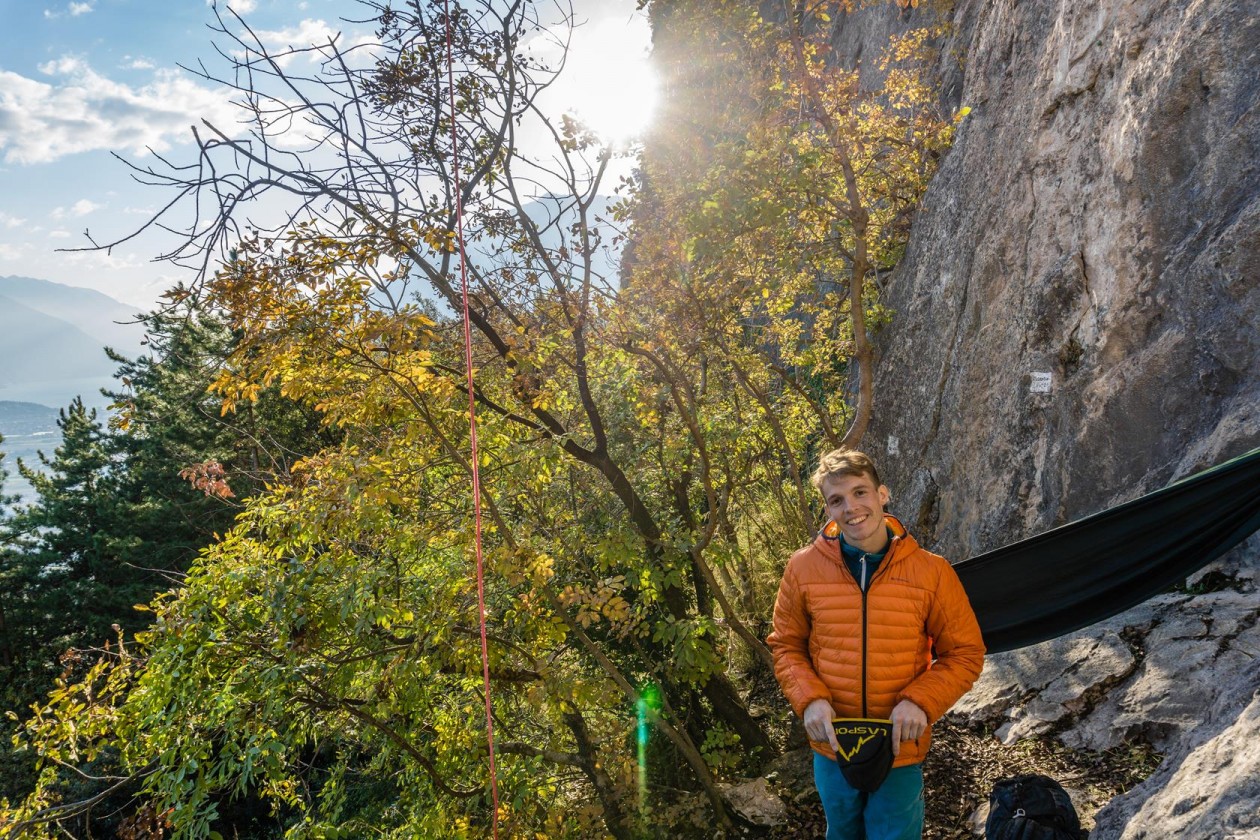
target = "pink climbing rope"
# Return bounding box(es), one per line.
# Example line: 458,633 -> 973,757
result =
441,1 -> 500,835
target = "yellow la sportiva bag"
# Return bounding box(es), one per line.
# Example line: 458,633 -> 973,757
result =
831,718 -> 894,793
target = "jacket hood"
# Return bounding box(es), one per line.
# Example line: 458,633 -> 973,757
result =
814,512 -> 916,559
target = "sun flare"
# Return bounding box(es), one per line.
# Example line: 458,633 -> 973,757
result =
562,45 -> 658,144
536,7 -> 658,145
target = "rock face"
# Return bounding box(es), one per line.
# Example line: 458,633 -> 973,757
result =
826,0 -> 1259,837
1092,677 -> 1260,839
858,0 -> 1260,556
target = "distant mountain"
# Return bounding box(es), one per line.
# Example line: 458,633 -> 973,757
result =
0,400 -> 62,435
0,276 -> 146,412
0,290 -> 125,385
0,293 -> 121,387
0,275 -> 145,358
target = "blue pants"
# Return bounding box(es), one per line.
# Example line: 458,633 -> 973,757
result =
813,753 -> 924,840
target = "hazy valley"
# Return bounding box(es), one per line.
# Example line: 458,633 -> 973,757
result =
0,275 -> 145,503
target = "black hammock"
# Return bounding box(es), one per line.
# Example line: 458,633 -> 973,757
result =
955,446 -> 1260,654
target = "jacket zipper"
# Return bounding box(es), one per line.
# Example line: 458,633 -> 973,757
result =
861,556 -> 869,716
858,539 -> 897,718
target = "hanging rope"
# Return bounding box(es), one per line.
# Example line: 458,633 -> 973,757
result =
441,1 -> 500,835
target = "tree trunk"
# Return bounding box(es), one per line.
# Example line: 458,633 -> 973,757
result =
564,710 -> 637,840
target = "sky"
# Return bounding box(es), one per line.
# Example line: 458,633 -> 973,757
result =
0,0 -> 655,309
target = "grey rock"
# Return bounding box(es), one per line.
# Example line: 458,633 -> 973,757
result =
854,0 -> 1260,560
719,777 -> 788,827
954,582 -> 1258,753
954,603 -> 1152,740
1063,590 -> 1260,753
1188,532 -> 1260,590
967,801 -> 989,836
1090,658 -> 1260,839
763,747 -> 815,799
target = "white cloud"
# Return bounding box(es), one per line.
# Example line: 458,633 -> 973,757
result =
123,56 -> 156,70
59,248 -> 146,272
0,242 -> 29,261
0,58 -> 239,165
43,1 -> 93,18
48,230 -> 73,239
0,211 -> 26,229
50,198 -> 103,219
250,19 -> 338,66
206,0 -> 258,13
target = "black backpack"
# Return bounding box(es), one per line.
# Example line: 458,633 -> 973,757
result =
985,774 -> 1088,840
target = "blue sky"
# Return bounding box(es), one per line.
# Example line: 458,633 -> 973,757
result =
0,0 -> 653,308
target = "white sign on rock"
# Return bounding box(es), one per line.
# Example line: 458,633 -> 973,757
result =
1030,372 -> 1053,394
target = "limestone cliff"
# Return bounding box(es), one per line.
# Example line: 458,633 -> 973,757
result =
841,0 -> 1259,837
861,0 -> 1258,555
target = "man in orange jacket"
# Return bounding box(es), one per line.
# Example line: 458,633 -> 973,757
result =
768,448 -> 985,840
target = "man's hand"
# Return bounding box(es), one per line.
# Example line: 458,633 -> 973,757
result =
890,699 -> 928,757
803,698 -> 841,754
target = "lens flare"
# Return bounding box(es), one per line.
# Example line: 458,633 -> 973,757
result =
636,683 -> 661,812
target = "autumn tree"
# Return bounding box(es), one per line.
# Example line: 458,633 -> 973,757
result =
0,308 -> 338,831
2,1 -> 962,837
639,0 -> 960,453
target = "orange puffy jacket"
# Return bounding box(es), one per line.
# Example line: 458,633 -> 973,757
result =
767,515 -> 985,766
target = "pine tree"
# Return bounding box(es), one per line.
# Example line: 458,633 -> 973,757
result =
0,309 -> 335,814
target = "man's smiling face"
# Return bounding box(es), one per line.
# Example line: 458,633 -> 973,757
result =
820,473 -> 891,554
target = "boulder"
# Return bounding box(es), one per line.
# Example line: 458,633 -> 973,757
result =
720,776 -> 789,827
954,624 -> 1141,743
956,561 -> 1258,749
948,543 -> 1258,838
1063,589 -> 1260,753
1090,658 -> 1260,839
763,747 -> 816,804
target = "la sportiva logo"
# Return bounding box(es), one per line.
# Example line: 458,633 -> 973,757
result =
831,719 -> 892,763
834,731 -> 880,762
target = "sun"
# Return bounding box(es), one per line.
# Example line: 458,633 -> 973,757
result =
539,7 -> 659,145
562,42 -> 658,144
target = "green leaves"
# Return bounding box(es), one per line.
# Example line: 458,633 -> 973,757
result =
1,1 -> 959,836
651,615 -> 723,686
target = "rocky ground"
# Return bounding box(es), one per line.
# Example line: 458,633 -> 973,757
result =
760,715 -> 1161,839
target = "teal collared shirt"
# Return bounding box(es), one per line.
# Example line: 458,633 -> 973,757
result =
839,528 -> 891,592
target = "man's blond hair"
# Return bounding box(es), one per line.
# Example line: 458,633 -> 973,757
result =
811,448 -> 883,492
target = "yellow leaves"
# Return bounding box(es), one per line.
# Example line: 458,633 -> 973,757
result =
499,547 -> 555,587
632,397 -> 660,429
527,551 -> 555,583
558,575 -> 636,633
